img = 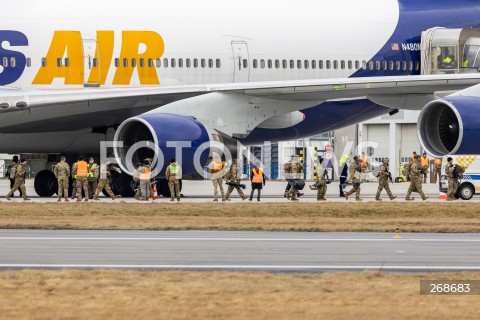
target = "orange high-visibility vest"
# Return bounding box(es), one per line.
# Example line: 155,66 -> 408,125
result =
252,168 -> 263,183
214,161 -> 223,171
421,156 -> 429,167
434,158 -> 442,165
76,161 -> 88,177
360,155 -> 368,167
139,168 -> 152,180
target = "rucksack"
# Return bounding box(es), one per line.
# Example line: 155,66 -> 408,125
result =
9,164 -> 17,179
402,163 -> 411,176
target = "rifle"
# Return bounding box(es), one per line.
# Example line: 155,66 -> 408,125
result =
387,171 -> 394,184
225,181 -> 247,189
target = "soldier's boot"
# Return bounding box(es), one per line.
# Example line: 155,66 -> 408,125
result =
405,197 -> 415,201
213,198 -> 218,202
375,198 -> 382,201
85,199 -> 88,202
23,198 -> 31,201
170,197 -> 174,202
390,196 -> 397,200
94,197 -> 100,201
6,196 -> 11,201
297,192 -> 304,197
221,196 -> 226,202
284,191 -> 288,198
356,198 -> 363,201
422,196 -> 430,201
57,197 -> 61,202
446,196 -> 455,201
176,197 -> 180,201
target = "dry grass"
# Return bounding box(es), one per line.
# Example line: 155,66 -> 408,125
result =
1,202 -> 480,232
0,270 -> 479,319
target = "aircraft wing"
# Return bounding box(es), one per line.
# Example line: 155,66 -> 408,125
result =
1,73 -> 480,133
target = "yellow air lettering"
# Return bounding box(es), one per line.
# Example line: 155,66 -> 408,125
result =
33,31 -> 83,85
112,31 -> 164,85
87,31 -> 115,85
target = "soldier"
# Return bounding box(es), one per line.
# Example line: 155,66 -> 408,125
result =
445,157 -> 458,201
344,156 -> 362,201
338,154 -> 349,197
54,155 -> 70,202
208,154 -> 226,202
137,159 -> 152,200
405,155 -> 429,201
6,158 -> 30,201
166,159 -> 182,201
433,157 -> 443,184
87,157 -> 99,199
93,161 -> 118,200
375,158 -> 396,201
72,156 -> 89,202
283,157 -> 304,200
315,158 -> 328,201
224,159 -> 247,201
287,156 -> 304,201
6,156 -> 23,198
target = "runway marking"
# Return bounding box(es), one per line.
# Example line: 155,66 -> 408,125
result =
0,264 -> 480,271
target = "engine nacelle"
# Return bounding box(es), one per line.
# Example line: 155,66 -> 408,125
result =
418,96 -> 480,156
114,113 -> 214,177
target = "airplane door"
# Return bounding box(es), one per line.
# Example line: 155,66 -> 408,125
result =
231,41 -> 250,82
82,39 -> 99,86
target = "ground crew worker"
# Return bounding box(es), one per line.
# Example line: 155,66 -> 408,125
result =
224,159 -> 247,201
420,152 -> 429,183
287,156 -> 303,201
93,161 -> 118,201
54,155 -> 70,202
375,158 -> 396,201
250,164 -> 266,201
445,157 -> 458,201
412,151 -> 417,162
283,156 -> 304,199
137,159 -> 152,200
433,157 -> 443,183
72,156 -> 89,202
6,158 -> 30,201
87,157 -> 99,199
344,156 -> 362,201
6,156 -> 23,198
166,159 -> 182,201
405,155 -> 429,201
338,154 -> 349,197
208,155 -> 226,201
315,159 -> 328,201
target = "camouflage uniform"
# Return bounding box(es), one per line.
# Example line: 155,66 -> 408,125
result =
287,162 -> 303,201
344,161 -> 362,201
315,164 -> 327,201
375,163 -> 395,201
87,162 -> 99,199
166,164 -> 181,201
71,162 -> 77,199
405,161 -> 428,201
137,165 -> 151,200
72,161 -> 89,201
445,162 -> 458,200
224,162 -> 247,201
6,163 -> 29,200
433,158 -> 442,184
54,161 -> 70,201
209,160 -> 225,201
6,162 -> 23,197
93,163 -> 116,200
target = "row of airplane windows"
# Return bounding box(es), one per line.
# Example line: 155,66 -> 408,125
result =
1,57 -> 421,72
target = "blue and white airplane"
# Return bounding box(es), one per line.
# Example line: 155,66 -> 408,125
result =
2,0 -> 480,196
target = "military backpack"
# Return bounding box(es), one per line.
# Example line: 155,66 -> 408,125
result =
9,164 -> 17,179
402,163 -> 411,177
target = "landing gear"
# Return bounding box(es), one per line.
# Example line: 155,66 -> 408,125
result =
34,170 -> 57,197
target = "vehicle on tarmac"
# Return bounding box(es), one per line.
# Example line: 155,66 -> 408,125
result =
439,155 -> 479,200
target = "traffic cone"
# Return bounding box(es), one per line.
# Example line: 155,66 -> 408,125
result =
438,192 -> 447,200
151,186 -> 159,200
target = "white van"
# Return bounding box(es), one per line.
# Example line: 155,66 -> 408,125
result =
439,155 -> 480,200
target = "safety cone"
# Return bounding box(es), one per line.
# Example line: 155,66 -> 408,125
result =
151,186 -> 159,200
438,192 -> 447,200
393,227 -> 401,239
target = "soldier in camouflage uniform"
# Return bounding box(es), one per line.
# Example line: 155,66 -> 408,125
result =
287,156 -> 303,201
224,159 -> 247,201
54,155 -> 70,202
375,158 -> 396,201
6,156 -> 23,197
344,156 -> 362,201
6,158 -> 30,201
93,161 -> 117,200
405,155 -> 429,201
315,159 -> 328,201
208,155 -> 226,202
87,157 -> 99,199
166,159 -> 182,201
445,157 -> 458,201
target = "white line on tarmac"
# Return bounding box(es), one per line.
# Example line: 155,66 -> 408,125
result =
1,237 -> 480,242
0,264 -> 480,270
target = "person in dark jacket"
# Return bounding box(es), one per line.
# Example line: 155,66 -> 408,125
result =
250,165 -> 266,201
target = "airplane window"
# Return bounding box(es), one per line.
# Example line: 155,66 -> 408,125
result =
163,58 -> 168,68
260,59 -> 265,68
209,59 -> 213,68
186,59 -> 191,68
26,57 -> 31,67
139,58 -> 145,68
123,58 -> 128,68
355,61 -> 360,69
92,58 -> 97,68
333,60 -> 338,69
242,59 -> 248,68
56,58 -> 62,67
348,60 -> 352,69
311,60 -> 316,69
382,61 -> 387,70
290,60 -> 294,69
115,58 -> 120,68
408,61 -> 413,71
319,60 -> 324,69
375,61 -> 380,70
402,61 -> 406,71
253,59 -> 258,69
10,57 -> 16,68
156,58 -> 161,68
41,58 -> 47,67
201,59 -> 206,68
341,60 -> 345,69
368,61 -> 373,70
268,59 -> 272,69
148,58 -> 153,68
275,59 -> 280,69
297,60 -> 302,69
396,61 -> 400,71
194,59 -> 198,68
179,59 -> 183,68
171,58 -> 176,68
2,57 -> 8,67
304,60 -> 309,69
326,60 -> 331,69
361,61 -> 366,70
216,59 -> 221,68
282,60 -> 287,69
415,61 -> 420,71
388,61 -> 393,70
132,58 -> 137,68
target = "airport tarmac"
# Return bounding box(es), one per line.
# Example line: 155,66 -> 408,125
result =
1,230 -> 479,272
0,179 -> 472,202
